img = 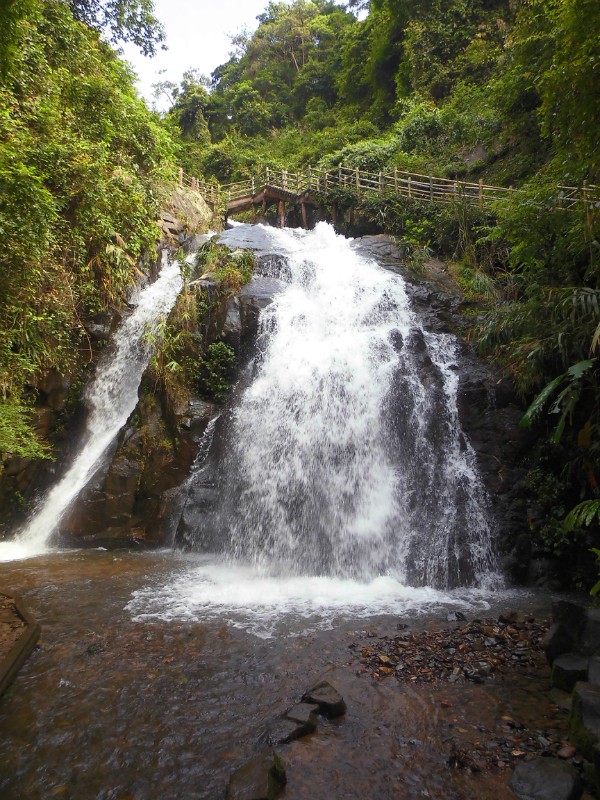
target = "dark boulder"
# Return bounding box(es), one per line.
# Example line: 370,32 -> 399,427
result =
551,654 -> 589,693
302,680 -> 347,718
508,756 -> 581,800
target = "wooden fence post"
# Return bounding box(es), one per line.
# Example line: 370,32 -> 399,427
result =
308,166 -> 312,191
408,176 -> 412,199
178,167 -> 184,186
479,179 -> 484,208
394,168 -> 399,192
355,167 -> 360,195
324,171 -> 329,193
266,166 -> 270,185
379,172 -> 384,193
429,175 -> 434,201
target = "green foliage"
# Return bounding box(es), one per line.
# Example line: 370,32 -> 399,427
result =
0,400 -> 52,462
565,501 -> 600,533
195,241 -> 255,294
69,0 -> 165,56
199,342 -> 236,402
521,360 -> 596,443
0,0 -> 176,471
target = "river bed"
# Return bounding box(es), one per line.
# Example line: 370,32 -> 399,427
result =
0,549 -> 564,800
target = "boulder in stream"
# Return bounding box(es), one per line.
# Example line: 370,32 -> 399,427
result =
226,750 -> 286,800
302,680 -> 347,718
508,756 -> 582,800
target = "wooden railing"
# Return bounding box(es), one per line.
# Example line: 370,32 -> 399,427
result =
178,168 -> 221,206
181,164 -> 599,212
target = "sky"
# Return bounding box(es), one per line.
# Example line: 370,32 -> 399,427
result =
122,0 -> 276,110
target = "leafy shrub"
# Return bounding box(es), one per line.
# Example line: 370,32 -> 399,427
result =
199,342 -> 236,402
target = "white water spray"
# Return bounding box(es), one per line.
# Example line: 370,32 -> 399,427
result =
221,223 -> 496,586
127,223 -> 501,633
0,255 -> 182,562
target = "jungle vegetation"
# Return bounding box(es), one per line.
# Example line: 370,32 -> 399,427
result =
0,0 -> 174,462
0,0 -> 599,584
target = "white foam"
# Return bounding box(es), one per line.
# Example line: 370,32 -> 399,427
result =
126,556 -> 496,638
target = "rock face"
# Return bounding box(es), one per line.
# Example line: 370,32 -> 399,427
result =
54,244 -> 267,548
351,235 -> 532,580
508,756 -> 582,800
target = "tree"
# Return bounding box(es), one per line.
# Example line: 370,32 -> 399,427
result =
69,0 -> 165,56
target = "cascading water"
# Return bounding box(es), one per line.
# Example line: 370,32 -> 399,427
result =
222,223 -> 495,585
128,223 -> 501,634
0,253 -> 183,562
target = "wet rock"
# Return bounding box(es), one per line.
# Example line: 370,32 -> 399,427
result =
500,610 -> 519,624
266,718 -> 306,746
552,654 -> 589,693
544,624 -> 575,666
222,297 -> 243,347
553,601 -> 586,637
226,751 -> 286,800
570,682 -> 600,759
283,703 -> 319,734
85,310 -> 120,342
508,756 -> 581,800
302,680 -> 347,718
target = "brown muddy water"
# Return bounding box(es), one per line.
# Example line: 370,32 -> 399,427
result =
0,550 -> 563,800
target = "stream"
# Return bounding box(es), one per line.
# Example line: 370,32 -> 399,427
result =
0,550 -> 556,800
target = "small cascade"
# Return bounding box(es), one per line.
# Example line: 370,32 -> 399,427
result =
0,254 -> 183,562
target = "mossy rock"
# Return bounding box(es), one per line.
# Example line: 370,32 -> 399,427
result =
570,682 -> 600,761
226,750 -> 286,800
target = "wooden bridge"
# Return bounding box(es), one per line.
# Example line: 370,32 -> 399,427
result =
179,165 -> 599,225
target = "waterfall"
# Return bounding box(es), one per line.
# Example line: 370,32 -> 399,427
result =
128,223 -> 500,635
0,254 -> 183,562
216,223 -> 496,587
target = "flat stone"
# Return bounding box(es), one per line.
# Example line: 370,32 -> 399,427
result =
284,703 -> 319,733
266,718 -> 305,746
508,756 -> 581,800
302,680 -> 347,718
570,681 -> 600,760
552,654 -> 589,692
226,751 -> 286,800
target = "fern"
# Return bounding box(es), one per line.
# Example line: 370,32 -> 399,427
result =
564,500 -> 600,532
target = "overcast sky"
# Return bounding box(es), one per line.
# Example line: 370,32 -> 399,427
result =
122,0 -> 277,109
